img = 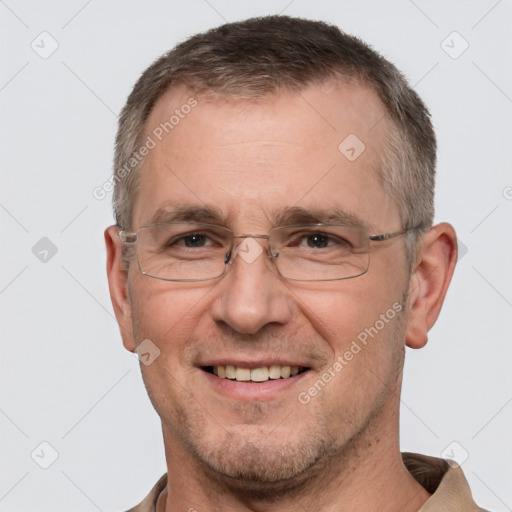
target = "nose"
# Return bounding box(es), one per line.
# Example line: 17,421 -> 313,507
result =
210,238 -> 293,335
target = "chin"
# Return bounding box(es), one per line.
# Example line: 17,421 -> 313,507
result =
181,423 -> 338,499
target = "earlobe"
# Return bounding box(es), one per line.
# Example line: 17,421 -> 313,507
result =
104,226 -> 136,352
405,223 -> 458,349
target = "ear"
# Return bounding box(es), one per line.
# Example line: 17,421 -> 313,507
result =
405,222 -> 458,349
105,226 -> 136,352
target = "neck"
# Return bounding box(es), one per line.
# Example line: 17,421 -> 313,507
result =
158,407 -> 430,512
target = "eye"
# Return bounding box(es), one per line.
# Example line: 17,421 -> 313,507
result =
179,233 -> 210,248
294,231 -> 352,250
167,228 -> 230,250
303,232 -> 330,249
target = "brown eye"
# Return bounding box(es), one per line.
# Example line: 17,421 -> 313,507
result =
305,233 -> 329,248
182,234 -> 208,247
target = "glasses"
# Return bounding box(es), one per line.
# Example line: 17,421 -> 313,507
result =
119,222 -> 419,282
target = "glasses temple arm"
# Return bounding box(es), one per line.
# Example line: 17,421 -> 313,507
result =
369,224 -> 426,242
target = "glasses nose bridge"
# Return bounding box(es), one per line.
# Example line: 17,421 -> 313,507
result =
232,233 -> 271,241
231,233 -> 272,251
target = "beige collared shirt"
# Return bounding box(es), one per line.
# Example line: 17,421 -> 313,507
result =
125,452 -> 489,511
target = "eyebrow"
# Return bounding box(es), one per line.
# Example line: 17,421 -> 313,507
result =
144,203 -> 226,226
271,206 -> 373,231
143,203 -> 373,232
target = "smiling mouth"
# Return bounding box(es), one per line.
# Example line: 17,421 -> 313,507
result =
203,365 -> 310,382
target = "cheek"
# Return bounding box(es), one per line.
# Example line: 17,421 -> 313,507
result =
289,281 -> 407,398
129,282 -> 212,415
290,283 -> 402,346
129,278 -> 212,359
301,297 -> 405,419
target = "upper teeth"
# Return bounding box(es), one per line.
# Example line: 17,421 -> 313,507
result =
213,365 -> 301,382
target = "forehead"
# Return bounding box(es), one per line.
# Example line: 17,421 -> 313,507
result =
134,81 -> 397,231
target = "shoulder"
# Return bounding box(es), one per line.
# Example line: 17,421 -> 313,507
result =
402,452 -> 490,512
123,474 -> 167,512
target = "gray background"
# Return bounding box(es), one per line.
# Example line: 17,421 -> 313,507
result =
0,1 -> 511,511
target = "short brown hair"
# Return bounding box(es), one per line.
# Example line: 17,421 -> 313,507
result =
113,15 -> 436,259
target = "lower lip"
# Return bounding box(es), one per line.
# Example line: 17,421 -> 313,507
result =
201,369 -> 309,400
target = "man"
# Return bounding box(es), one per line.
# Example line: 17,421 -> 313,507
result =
105,15 -> 488,511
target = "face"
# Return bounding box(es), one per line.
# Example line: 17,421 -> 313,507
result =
118,82 -> 413,490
